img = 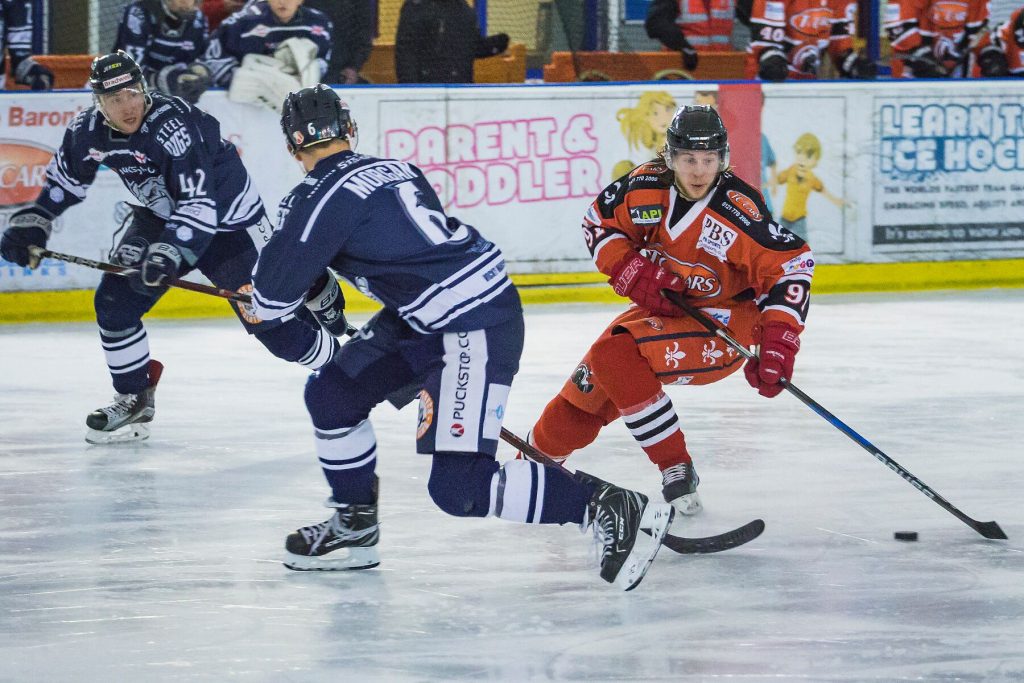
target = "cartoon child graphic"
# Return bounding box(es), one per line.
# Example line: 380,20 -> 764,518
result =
776,132 -> 847,241
612,91 -> 677,179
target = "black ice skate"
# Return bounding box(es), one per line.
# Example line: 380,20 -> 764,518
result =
661,461 -> 702,516
85,359 -> 163,444
581,472 -> 674,591
284,479 -> 380,571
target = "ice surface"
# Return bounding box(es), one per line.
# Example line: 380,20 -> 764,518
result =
1,290 -> 1022,681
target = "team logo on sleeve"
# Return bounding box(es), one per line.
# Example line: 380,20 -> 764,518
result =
726,190 -> 762,221
629,205 -> 664,226
234,284 -> 262,324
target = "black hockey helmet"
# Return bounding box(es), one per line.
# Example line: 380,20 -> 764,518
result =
663,104 -> 730,173
89,50 -> 146,97
281,84 -> 357,154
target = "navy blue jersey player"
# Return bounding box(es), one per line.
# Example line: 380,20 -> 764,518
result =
0,52 -> 340,444
1,0 -> 53,90
250,85 -> 675,590
113,0 -> 213,104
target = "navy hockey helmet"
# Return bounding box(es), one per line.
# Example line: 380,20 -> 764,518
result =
663,104 -> 730,173
281,84 -> 357,155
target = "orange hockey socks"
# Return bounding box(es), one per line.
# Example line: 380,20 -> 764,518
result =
590,332 -> 691,470
530,394 -> 605,460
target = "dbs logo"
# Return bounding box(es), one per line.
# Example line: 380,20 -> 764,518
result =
727,190 -> 762,221
0,141 -> 53,206
929,1 -> 968,29
790,8 -> 833,38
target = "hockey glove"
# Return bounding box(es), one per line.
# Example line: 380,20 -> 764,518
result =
305,271 -> 348,337
838,49 -> 877,80
758,51 -> 789,82
140,242 -> 183,288
978,46 -> 1010,77
680,37 -> 699,71
1,206 -> 53,268
15,59 -> 54,90
906,47 -> 948,78
744,321 -> 801,398
609,252 -> 687,318
157,63 -> 212,104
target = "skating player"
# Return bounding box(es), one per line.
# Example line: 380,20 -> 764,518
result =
525,105 -> 814,517
249,84 -> 675,589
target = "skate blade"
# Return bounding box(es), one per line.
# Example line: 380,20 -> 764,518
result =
85,423 -> 151,445
283,546 -> 380,571
616,503 -> 675,592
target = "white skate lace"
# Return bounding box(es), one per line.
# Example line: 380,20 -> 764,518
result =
588,509 -> 615,567
662,463 -> 691,486
298,509 -> 361,553
102,393 -> 139,419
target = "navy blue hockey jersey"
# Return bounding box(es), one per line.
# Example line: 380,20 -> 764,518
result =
203,3 -> 333,87
113,1 -> 209,83
252,151 -> 521,334
1,0 -> 41,82
34,92 -> 264,264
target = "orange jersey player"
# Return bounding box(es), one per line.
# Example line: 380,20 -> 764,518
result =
747,0 -> 875,81
884,0 -> 990,78
974,7 -> 1024,76
524,105 -> 814,516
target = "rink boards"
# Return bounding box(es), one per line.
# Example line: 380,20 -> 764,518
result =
2,80 -> 1023,320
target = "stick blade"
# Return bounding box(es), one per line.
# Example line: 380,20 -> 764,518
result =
975,520 -> 1008,540
661,518 -> 765,554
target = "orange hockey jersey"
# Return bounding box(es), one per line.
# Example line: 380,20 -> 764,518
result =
991,7 -> 1024,75
582,160 -> 814,332
747,0 -> 857,79
883,0 -> 989,77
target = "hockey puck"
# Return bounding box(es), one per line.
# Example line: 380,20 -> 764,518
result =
894,531 -> 919,541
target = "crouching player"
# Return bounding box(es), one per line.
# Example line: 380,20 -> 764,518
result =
250,85 -> 675,590
526,105 -> 815,518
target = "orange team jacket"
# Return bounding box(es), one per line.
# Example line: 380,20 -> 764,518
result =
582,160 -> 814,334
884,0 -> 989,77
990,7 -> 1024,75
747,0 -> 857,79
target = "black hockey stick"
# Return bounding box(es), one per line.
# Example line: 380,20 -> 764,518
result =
664,290 -> 1007,541
499,426 -> 765,554
32,247 -> 254,304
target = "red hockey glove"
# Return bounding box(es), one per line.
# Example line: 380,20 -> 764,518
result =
744,322 -> 801,398
608,252 -> 687,317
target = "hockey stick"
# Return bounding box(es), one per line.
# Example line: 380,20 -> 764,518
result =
31,247 -> 254,304
663,290 -> 1008,541
499,426 -> 765,554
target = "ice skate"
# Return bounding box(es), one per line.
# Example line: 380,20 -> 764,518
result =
85,360 -> 163,444
582,472 -> 674,591
661,461 -> 702,516
284,480 -> 380,571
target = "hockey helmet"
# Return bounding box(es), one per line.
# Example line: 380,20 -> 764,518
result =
281,85 -> 357,154
663,104 -> 730,173
89,50 -> 146,97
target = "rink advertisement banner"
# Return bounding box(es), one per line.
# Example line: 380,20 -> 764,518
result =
872,93 -> 1024,253
3,81 -> 1024,293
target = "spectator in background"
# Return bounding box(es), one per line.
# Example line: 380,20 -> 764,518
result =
395,0 -> 509,83
974,6 -> 1024,77
2,0 -> 53,90
202,0 -> 247,31
884,0 -> 989,78
307,0 -> 374,84
645,0 -> 735,74
114,0 -> 212,104
747,0 -> 875,81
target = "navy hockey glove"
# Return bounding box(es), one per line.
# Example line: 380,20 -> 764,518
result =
758,51 -> 789,82
157,63 -> 212,104
1,206 -> 53,268
140,242 -> 183,288
680,37 -> 699,71
15,59 -> 54,90
744,322 -> 801,398
978,46 -> 1010,77
305,271 -> 348,337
